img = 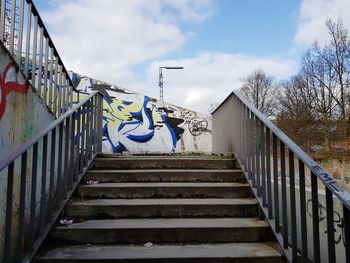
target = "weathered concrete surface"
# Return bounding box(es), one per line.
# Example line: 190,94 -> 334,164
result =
49,218 -> 274,244
36,154 -> 284,262
86,169 -> 243,183
0,42 -> 55,159
65,198 -> 258,219
76,182 -> 252,199
0,42 -> 55,261
92,157 -> 238,169
36,243 -> 284,263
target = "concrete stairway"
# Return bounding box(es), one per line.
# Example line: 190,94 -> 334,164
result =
35,154 -> 285,262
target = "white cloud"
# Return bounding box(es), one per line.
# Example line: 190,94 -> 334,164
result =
295,0 -> 350,46
42,0 -> 214,84
41,0 -> 295,114
145,53 -> 296,113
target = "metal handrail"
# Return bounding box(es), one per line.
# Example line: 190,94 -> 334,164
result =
0,90 -> 103,262
212,91 -> 350,263
231,90 -> 350,209
0,0 -> 79,117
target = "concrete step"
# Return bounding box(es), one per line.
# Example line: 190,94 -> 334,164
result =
65,198 -> 258,219
76,182 -> 252,199
35,243 -> 285,263
49,218 -> 274,244
86,169 -> 243,183
91,157 -> 237,170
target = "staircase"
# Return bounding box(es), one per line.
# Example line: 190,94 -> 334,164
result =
35,154 -> 285,262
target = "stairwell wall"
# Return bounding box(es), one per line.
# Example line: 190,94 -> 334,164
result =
0,42 -> 55,261
70,72 -> 212,154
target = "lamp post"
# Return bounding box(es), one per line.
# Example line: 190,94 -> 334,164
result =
158,66 -> 184,102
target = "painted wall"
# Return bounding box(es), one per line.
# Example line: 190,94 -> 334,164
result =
0,43 -> 56,261
0,43 -> 55,159
70,71 -> 212,154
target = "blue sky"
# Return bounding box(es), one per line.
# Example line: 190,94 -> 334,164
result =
34,0 -> 350,113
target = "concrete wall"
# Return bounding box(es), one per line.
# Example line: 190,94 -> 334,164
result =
0,43 -> 55,159
212,93 -> 234,153
0,43 -> 55,261
70,72 -> 212,154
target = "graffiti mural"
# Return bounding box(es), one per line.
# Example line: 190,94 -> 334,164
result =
70,71 -> 212,154
0,63 -> 28,120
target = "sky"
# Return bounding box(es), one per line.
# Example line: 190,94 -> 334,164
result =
33,0 -> 350,113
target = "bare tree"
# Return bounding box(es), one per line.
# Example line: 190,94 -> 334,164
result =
312,18 -> 350,119
240,69 -> 276,117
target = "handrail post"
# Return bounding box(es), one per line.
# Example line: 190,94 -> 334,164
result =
96,93 -> 103,152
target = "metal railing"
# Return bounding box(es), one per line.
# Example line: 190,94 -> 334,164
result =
0,90 -> 103,262
212,91 -> 350,262
0,0 -> 78,117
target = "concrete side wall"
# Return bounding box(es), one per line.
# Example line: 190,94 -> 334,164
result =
212,94 -> 235,153
0,43 -> 55,159
0,43 -> 55,261
70,72 -> 212,154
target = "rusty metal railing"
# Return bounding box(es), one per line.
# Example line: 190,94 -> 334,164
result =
0,0 -> 78,117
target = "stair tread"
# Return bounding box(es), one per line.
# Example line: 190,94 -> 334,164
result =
37,243 -> 283,260
55,218 -> 269,230
79,182 -> 248,188
94,157 -> 235,161
68,198 -> 257,206
87,169 -> 241,173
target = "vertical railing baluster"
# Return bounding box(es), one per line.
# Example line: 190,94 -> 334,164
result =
29,142 -> 38,251
246,108 -> 251,178
0,0 -> 6,42
75,108 -> 81,177
280,142 -> 288,248
80,103 -> 86,171
48,128 -> 56,212
3,161 -> 14,262
16,0 -> 25,64
343,205 -> 350,262
62,77 -> 67,113
85,100 -> 91,165
289,150 -> 297,261
63,117 -> 70,194
325,188 -> 336,262
56,122 -> 64,202
273,134 -> 279,232
39,134 -> 48,234
53,58 -> 58,116
17,151 -> 27,262
255,118 -> 261,196
97,94 -> 103,152
37,27 -> 43,97
266,127 -> 272,218
251,113 -> 256,186
24,3 -> 32,78
31,16 -> 38,88
311,171 -> 320,263
299,160 -> 308,261
57,65 -> 63,117
69,113 -> 76,188
260,122 -> 266,206
43,37 -> 49,104
48,47 -> 54,109
8,0 -> 16,54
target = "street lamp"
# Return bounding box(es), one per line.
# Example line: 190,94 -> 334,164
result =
158,66 -> 184,101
